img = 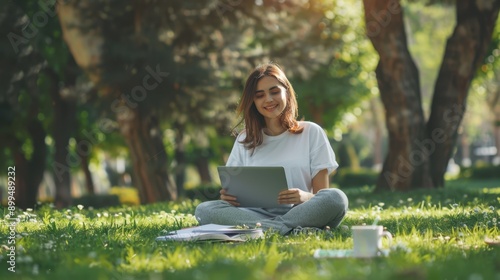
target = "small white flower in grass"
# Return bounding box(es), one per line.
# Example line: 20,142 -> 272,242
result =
256,222 -> 262,228
26,208 -> 33,212
96,213 -> 101,218
407,198 -> 413,202
452,204 -> 458,208
493,218 -> 497,223
103,212 -> 109,218
77,205 -> 84,210
392,241 -> 412,253
474,208 -> 480,213
5,215 -> 10,219
490,206 -> 495,211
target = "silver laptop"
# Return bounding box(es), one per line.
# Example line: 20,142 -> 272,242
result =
217,166 -> 290,208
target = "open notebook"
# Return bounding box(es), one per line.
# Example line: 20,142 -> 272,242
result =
155,224 -> 264,242
217,166 -> 291,208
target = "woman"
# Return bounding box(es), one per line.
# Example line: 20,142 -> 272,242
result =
195,63 -> 348,235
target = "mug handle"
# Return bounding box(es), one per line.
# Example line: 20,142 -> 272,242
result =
381,230 -> 393,247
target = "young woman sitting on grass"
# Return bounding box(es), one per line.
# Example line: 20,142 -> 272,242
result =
195,63 -> 348,235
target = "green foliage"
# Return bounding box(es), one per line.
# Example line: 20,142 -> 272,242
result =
404,2 -> 455,106
184,184 -> 221,201
460,165 -> 500,180
72,194 -> 121,209
334,167 -> 378,188
292,0 -> 376,129
1,180 -> 499,279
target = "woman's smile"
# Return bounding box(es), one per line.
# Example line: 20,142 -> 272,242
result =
254,76 -> 287,121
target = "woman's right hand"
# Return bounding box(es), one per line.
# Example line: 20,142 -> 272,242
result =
220,189 -> 240,206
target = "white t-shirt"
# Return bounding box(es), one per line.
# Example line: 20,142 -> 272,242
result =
226,121 -> 338,192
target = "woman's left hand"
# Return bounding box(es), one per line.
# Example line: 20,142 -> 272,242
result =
277,188 -> 313,205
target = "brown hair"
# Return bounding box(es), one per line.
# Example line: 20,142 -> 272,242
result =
234,63 -> 303,150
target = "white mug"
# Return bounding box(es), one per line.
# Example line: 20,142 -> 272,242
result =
352,225 -> 392,257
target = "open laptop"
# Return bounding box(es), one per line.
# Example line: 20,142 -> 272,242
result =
217,166 -> 291,208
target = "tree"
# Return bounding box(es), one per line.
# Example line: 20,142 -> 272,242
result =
55,0 -> 378,202
362,0 -> 500,190
0,1 -> 50,209
56,0 -> 252,203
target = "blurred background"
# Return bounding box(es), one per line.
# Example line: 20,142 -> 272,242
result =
0,0 -> 499,209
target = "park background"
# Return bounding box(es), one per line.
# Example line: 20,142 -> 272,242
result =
0,0 -> 500,209
2,1 -> 500,279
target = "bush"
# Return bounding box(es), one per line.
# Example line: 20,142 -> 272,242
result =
109,187 -> 140,205
459,165 -> 500,179
184,184 -> 221,202
73,194 -> 121,209
334,168 -> 378,188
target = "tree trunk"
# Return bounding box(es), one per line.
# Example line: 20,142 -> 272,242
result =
12,76 -> 48,210
488,82 -> 500,164
23,116 -> 47,209
369,98 -> 384,170
427,0 -> 500,186
174,122 -> 186,197
10,128 -> 46,210
460,132 -> 472,166
80,147 -> 95,195
46,68 -> 76,208
363,0 -> 432,191
116,102 -> 177,203
195,156 -> 212,184
494,109 -> 500,164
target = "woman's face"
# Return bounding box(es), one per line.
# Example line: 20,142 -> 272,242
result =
253,76 -> 287,122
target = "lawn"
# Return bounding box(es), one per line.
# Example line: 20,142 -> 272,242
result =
1,179 -> 500,280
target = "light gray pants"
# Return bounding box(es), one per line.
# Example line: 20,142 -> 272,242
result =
194,188 -> 348,235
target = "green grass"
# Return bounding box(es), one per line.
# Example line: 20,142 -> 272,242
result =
1,179 -> 500,279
